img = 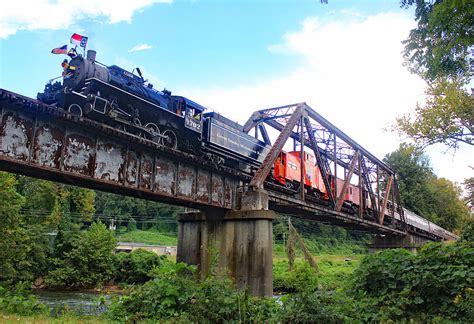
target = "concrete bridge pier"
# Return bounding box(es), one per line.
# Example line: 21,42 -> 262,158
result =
369,234 -> 431,253
176,190 -> 275,296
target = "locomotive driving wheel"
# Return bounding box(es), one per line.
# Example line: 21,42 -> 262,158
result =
162,129 -> 178,149
68,104 -> 83,117
144,122 -> 161,144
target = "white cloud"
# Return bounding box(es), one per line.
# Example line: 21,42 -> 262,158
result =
0,0 -> 172,39
182,12 -> 472,184
128,43 -> 153,53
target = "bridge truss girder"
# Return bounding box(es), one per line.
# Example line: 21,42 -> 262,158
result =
244,102 -> 405,228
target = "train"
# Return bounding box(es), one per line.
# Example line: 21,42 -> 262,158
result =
37,49 -> 457,241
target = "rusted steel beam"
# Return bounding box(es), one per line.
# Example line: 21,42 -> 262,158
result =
249,104 -> 304,189
243,111 -> 263,133
299,117 -> 305,201
360,157 -> 379,221
303,115 -> 335,208
243,103 -> 303,133
335,151 -> 359,212
333,133 -> 337,199
358,153 -> 363,218
379,175 -> 393,225
258,124 -> 271,145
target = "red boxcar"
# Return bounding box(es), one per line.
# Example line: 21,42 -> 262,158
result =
273,150 -> 369,208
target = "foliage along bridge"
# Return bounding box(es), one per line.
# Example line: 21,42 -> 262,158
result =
0,88 -> 453,296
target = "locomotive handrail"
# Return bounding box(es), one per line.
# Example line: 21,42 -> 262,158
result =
86,78 -> 184,118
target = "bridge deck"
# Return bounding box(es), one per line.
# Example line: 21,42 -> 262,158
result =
0,89 -> 438,240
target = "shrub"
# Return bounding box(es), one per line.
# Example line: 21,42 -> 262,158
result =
460,218 -> 474,243
278,289 -> 348,323
108,260 -> 281,322
45,222 -> 116,288
0,283 -> 48,316
114,249 -> 164,284
351,242 -> 474,321
273,260 -> 318,293
108,261 -> 197,322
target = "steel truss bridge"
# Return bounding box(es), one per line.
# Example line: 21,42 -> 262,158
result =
0,89 -> 446,241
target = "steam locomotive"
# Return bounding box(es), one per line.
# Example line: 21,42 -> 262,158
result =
37,50 -> 269,168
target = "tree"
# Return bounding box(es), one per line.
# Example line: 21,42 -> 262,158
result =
0,172 -> 50,283
94,191 -> 182,232
383,143 -> 436,219
46,222 -> 117,288
395,78 -> 473,149
384,143 -> 469,230
401,0 -> 473,82
428,177 -> 469,231
397,0 -> 474,149
463,176 -> 474,209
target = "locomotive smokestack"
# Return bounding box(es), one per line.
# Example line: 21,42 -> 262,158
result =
87,50 -> 96,61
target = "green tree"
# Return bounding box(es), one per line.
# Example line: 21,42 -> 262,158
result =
401,0 -> 473,82
396,0 -> 474,150
94,191 -> 182,232
383,143 -> 435,218
384,143 -> 468,230
395,78 -> 473,149
429,177 -> 469,231
0,172 -> 50,283
46,222 -> 116,288
464,175 -> 474,209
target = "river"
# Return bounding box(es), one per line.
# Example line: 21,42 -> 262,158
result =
34,290 -> 110,315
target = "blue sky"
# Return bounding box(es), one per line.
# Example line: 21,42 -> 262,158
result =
1,0 -> 404,96
0,0 -> 471,184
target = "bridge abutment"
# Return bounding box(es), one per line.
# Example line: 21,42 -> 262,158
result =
369,234 -> 430,253
177,190 -> 275,296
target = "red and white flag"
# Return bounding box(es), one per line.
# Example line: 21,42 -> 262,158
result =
70,33 -> 88,48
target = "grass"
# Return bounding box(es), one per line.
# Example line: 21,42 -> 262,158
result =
116,230 -> 177,246
273,237 -> 369,257
273,255 -> 362,292
0,312 -> 111,323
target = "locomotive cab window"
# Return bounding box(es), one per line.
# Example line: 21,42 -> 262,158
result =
184,105 -> 203,132
186,107 -> 202,120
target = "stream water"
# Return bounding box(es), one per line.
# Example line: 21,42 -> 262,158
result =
34,290 -> 109,315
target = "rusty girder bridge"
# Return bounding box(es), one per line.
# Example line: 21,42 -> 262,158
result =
0,89 -> 447,296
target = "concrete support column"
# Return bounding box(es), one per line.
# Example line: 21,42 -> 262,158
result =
177,190 -> 275,296
369,234 -> 430,253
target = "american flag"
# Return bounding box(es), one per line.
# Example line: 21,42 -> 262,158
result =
51,44 -> 67,55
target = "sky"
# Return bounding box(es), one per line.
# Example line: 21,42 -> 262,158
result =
0,0 -> 471,186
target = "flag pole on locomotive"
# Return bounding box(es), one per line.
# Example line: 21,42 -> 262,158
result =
70,33 -> 88,56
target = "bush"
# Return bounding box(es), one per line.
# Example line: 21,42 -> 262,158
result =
0,283 -> 48,316
114,249 -> 164,284
45,222 -> 116,288
278,289 -> 348,323
273,260 -> 318,293
108,260 -> 281,322
108,261 -> 197,321
460,218 -> 474,243
351,242 -> 474,321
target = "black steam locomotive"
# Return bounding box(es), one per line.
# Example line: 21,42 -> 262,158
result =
38,50 -> 269,169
